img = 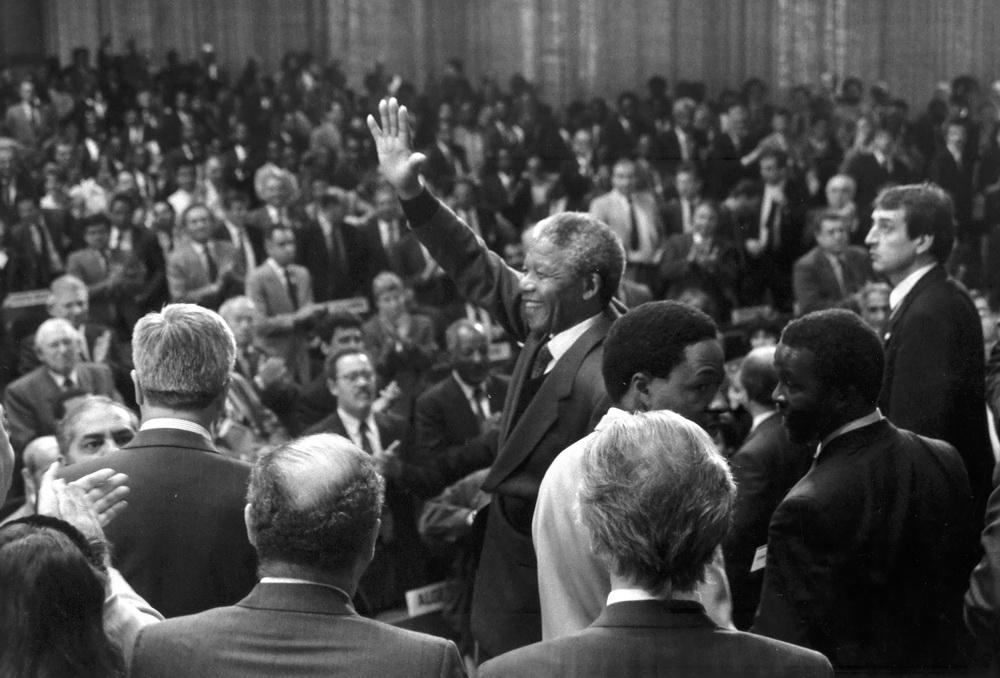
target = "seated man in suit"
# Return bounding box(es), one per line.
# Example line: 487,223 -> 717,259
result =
166,203 -> 240,309
722,346 -> 810,630
245,225 -> 327,385
5,318 -> 121,455
412,319 -> 508,499
305,348 -> 425,613
754,309 -> 978,672
482,410 -> 832,677
61,304 -> 258,618
792,211 -> 872,315
534,301 -> 729,641
129,433 -> 464,678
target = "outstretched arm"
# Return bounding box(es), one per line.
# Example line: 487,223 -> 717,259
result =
366,97 -> 427,200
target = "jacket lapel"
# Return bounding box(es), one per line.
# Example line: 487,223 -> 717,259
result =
884,265 -> 944,344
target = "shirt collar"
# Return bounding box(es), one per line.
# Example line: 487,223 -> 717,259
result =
607,587 -> 701,606
546,313 -> 603,367
889,263 -> 936,310
140,417 -> 213,442
337,407 -> 374,437
48,369 -> 79,388
815,408 -> 883,459
266,258 -> 286,275
258,577 -> 352,602
451,370 -> 485,399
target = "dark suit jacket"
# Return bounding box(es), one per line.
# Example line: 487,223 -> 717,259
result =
929,149 -> 976,235
3,363 -> 118,451
722,412 -> 811,630
411,373 -> 508,498
130,582 -> 464,678
403,190 -> 617,655
8,215 -> 64,292
791,245 -> 872,315
296,218 -> 367,301
358,215 -> 427,285
843,151 -> 911,214
879,264 -> 994,513
754,420 -> 977,671
481,599 -> 832,678
61,427 -> 258,618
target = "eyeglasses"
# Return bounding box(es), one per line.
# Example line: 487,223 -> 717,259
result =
337,370 -> 375,383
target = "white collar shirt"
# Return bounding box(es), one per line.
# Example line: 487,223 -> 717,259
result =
889,263 -> 936,311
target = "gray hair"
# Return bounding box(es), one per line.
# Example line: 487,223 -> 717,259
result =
533,212 -> 625,306
247,434 -> 385,573
580,410 -> 735,596
132,304 -> 236,410
34,318 -> 78,351
218,295 -> 259,321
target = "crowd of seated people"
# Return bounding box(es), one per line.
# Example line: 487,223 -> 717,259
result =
5,37 -> 1000,676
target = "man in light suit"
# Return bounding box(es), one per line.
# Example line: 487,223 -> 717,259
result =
369,98 -> 625,656
4,318 -> 120,454
129,433 -> 464,678
167,203 -> 240,309
722,346 -> 810,630
792,212 -> 872,315
865,183 -> 994,515
589,159 -> 665,294
245,225 -> 326,385
481,411 -> 832,678
3,80 -> 49,150
62,304 -> 258,618
754,310 -> 977,672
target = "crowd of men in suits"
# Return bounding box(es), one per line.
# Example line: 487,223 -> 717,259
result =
4,40 -> 1000,676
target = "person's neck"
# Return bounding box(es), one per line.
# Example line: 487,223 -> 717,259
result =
818,404 -> 874,441
887,256 -> 935,286
140,405 -> 215,430
258,561 -> 358,596
745,400 -> 774,419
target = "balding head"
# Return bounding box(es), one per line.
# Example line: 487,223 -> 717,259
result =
246,434 -> 385,580
20,436 -> 60,508
737,346 -> 778,408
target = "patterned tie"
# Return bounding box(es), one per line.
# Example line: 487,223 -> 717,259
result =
530,343 -> 552,380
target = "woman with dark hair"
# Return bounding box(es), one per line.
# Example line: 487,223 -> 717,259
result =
0,515 -> 123,677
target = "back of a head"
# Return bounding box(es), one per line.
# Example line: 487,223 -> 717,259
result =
132,304 -> 236,411
873,183 -> 955,264
602,301 -> 718,403
534,212 -> 625,307
738,346 -> 778,407
0,516 -> 120,678
247,434 -> 385,576
780,309 -> 884,408
579,411 -> 735,596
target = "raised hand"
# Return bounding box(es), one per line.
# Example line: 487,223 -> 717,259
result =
66,466 -> 131,526
366,97 -> 426,200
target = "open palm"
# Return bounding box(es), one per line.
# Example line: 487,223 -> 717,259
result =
367,97 -> 426,200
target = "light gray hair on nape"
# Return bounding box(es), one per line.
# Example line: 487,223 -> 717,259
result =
132,303 -> 237,410
579,410 -> 735,597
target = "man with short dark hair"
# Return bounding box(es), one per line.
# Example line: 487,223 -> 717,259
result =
167,203 -> 239,308
865,183 -> 994,512
792,212 -> 872,315
292,311 -> 367,433
534,301 -> 728,640
62,304 -> 258,617
130,434 -> 464,677
483,412 -> 832,678
754,309 -> 977,672
370,98 -> 625,655
57,395 -> 138,466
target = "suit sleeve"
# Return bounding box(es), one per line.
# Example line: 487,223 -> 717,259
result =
412,393 -> 494,498
438,639 -> 468,678
4,384 -> 42,452
246,271 -> 296,335
167,254 -> 218,306
965,483 -> 1000,652
401,190 -> 530,342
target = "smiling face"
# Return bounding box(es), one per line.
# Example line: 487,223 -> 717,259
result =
772,343 -> 837,444
519,235 -> 589,337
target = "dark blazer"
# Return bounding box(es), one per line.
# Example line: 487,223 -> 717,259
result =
754,420 -> 977,671
3,363 -> 118,452
930,149 -> 976,235
965,482 -> 1000,657
61,427 -> 257,618
791,245 -> 872,315
722,412 -> 811,630
843,151 -> 911,214
480,599 -> 832,678
130,582 -> 464,678
296,218 -> 367,301
404,191 -> 617,656
358,215 -> 427,285
879,264 -> 994,513
304,410 -> 425,613
8,216 -> 64,292
411,372 -> 509,498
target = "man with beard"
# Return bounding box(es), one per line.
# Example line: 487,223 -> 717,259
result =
753,309 -> 977,673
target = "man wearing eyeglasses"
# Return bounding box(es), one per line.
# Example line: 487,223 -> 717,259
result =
305,348 -> 425,615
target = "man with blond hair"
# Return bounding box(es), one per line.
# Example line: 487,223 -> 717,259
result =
63,303 -> 257,617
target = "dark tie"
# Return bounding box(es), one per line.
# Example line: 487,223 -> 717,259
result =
357,420 -> 375,456
627,196 -> 640,251
284,268 -> 299,311
204,244 -> 218,281
63,374 -> 76,391
530,343 -> 552,380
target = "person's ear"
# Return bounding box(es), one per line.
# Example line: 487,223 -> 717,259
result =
581,271 -> 601,301
913,233 -> 934,256
627,372 -> 652,412
244,503 -> 257,548
130,370 -> 145,407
